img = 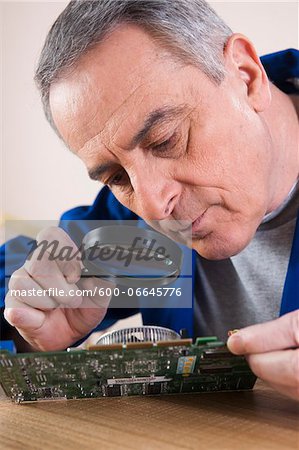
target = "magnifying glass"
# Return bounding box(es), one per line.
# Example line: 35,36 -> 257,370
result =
81,225 -> 183,287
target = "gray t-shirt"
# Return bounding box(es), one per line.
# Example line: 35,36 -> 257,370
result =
194,184 -> 299,341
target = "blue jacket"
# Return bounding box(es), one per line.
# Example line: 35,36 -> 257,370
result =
1,49 -> 298,340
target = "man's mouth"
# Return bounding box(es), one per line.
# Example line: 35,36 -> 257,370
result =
191,209 -> 208,235
164,210 -> 208,233
152,209 -> 210,242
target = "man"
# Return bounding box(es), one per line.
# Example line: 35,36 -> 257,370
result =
1,0 -> 298,399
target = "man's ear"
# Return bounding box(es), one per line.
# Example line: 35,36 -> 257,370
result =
223,34 -> 271,112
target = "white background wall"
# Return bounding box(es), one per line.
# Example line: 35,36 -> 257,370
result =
1,1 -> 298,222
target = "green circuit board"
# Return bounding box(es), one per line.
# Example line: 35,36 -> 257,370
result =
0,337 -> 256,403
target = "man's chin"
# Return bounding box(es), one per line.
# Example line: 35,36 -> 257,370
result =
192,232 -> 252,261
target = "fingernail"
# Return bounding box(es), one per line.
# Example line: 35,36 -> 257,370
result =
227,333 -> 245,354
66,270 -> 80,285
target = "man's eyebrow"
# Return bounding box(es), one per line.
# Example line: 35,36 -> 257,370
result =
88,162 -> 115,181
130,104 -> 188,148
88,105 -> 188,181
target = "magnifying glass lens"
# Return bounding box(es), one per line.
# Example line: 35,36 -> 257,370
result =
82,225 -> 182,287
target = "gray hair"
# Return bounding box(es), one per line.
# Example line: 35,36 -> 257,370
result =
35,0 -> 233,133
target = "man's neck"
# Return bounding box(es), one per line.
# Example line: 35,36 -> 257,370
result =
264,84 -> 299,214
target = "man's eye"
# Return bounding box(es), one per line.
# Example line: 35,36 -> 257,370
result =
108,170 -> 128,187
151,137 -> 172,152
150,133 -> 179,155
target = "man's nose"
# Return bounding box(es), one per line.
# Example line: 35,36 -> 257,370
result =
133,171 -> 180,221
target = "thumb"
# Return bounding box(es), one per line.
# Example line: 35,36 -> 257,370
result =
227,311 -> 299,355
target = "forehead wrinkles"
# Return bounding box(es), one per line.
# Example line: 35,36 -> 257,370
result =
76,58 -> 185,156
78,81 -> 146,158
70,67 -> 186,156
76,58 -> 172,157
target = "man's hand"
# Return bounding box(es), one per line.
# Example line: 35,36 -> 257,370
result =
227,311 -> 299,400
4,227 -> 114,351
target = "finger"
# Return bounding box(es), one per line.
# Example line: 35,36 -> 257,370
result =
4,293 -> 46,331
8,268 -> 59,309
76,277 -> 114,309
35,226 -> 82,284
227,311 -> 299,355
246,349 -> 299,389
24,250 -> 82,307
266,381 -> 299,401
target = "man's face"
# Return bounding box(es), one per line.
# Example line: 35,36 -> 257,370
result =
50,25 -> 275,260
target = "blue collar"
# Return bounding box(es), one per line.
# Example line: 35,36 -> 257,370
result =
261,50 -> 299,315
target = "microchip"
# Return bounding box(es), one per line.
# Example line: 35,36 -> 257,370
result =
202,348 -> 233,359
176,356 -> 196,374
39,387 -> 53,398
200,365 -> 233,374
106,384 -> 122,397
145,383 -> 162,395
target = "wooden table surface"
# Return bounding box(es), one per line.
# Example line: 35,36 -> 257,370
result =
0,380 -> 298,450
